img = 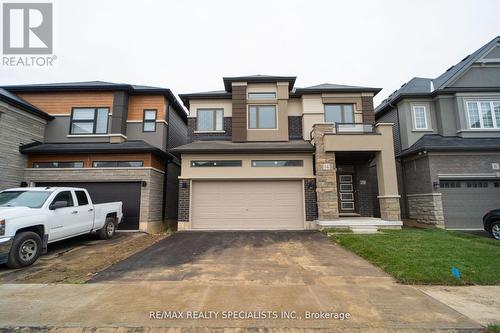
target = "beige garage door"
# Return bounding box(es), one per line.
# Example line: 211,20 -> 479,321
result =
191,180 -> 304,230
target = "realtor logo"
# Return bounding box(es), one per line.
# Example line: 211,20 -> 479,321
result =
2,3 -> 53,54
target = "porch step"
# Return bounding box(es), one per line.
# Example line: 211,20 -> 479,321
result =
350,226 -> 379,234
316,217 -> 403,232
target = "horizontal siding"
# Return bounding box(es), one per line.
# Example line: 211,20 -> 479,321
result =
18,92 -> 114,115
128,95 -> 166,121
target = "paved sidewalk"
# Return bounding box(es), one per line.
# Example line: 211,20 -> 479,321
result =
418,285 -> 500,326
0,281 -> 482,332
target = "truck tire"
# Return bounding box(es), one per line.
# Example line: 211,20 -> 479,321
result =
7,231 -> 42,269
98,217 -> 116,240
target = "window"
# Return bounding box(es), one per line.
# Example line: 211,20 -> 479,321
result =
70,108 -> 109,134
191,160 -> 242,167
51,191 -> 74,207
440,181 -> 461,188
143,110 -> 157,132
466,181 -> 488,188
324,104 -> 354,123
75,191 -> 89,206
251,160 -> 303,167
33,161 -> 84,168
248,92 -> 276,100
248,105 -> 276,129
466,101 -> 500,129
197,109 -> 223,131
412,106 -> 428,129
92,161 -> 144,168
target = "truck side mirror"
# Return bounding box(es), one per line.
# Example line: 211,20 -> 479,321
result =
49,200 -> 68,210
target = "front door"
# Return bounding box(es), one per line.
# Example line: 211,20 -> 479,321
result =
338,174 -> 356,213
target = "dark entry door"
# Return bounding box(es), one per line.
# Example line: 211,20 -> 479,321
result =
338,174 -> 356,213
36,182 -> 141,230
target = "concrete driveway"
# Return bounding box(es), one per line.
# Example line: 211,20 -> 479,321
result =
0,231 -> 483,332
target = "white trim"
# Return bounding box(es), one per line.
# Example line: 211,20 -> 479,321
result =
465,99 -> 500,129
377,195 -> 401,199
178,176 -> 311,180
411,105 -> 429,130
66,133 -> 127,139
438,173 -> 500,179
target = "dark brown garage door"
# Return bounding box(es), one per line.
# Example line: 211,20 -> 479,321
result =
36,182 -> 141,230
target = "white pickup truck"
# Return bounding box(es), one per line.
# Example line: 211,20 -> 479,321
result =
0,187 -> 123,268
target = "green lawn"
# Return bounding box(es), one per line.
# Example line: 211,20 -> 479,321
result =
330,228 -> 500,285
488,324 -> 500,333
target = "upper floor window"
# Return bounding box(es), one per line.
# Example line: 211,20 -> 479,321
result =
412,106 -> 428,129
467,101 -> 500,129
197,109 -> 223,131
248,92 -> 276,100
33,161 -> 84,168
143,109 -> 157,132
70,108 -> 109,135
324,104 -> 354,123
248,105 -> 277,129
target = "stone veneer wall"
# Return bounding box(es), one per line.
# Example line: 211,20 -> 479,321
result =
187,118 -> 232,143
407,193 -> 445,227
288,116 -> 303,140
0,104 -> 46,190
313,124 -> 339,220
379,197 -> 401,221
304,178 -> 318,221
23,168 -> 165,232
178,179 -> 190,223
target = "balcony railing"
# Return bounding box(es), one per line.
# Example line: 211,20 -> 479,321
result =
334,123 -> 375,134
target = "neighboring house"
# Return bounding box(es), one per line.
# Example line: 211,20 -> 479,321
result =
1,81 -> 188,233
375,36 -> 500,230
0,88 -> 53,191
173,75 -> 401,231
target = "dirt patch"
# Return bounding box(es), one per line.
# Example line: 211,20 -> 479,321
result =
0,232 -> 165,284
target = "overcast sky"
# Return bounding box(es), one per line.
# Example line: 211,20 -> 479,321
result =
1,0 -> 500,106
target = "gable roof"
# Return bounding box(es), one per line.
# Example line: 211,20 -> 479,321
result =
0,88 -> 53,120
2,81 -> 187,123
376,36 -> 500,117
398,134 -> 500,158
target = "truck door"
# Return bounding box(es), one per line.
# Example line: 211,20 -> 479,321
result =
47,190 -> 77,241
73,190 -> 95,233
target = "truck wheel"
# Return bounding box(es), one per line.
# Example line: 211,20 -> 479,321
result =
98,217 -> 116,240
7,231 -> 42,268
491,222 -> 500,240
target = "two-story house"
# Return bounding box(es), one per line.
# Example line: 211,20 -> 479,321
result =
1,81 -> 187,233
173,75 -> 402,231
375,36 -> 500,231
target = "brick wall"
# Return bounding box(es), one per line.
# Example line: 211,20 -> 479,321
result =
178,179 -> 190,222
361,96 -> 375,124
0,104 -> 46,190
288,116 -> 303,140
187,117 -> 232,143
304,178 -> 318,221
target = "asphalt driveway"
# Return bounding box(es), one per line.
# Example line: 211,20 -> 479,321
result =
0,231 -> 482,331
91,231 -> 388,284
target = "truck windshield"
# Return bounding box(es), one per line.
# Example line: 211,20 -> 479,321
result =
0,191 -> 52,208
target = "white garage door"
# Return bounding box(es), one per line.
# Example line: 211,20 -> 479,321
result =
441,180 -> 500,229
191,180 -> 304,230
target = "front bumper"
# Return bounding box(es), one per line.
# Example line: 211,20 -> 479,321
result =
0,237 -> 13,265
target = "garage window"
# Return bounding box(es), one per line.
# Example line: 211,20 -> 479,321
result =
191,160 -> 242,167
33,161 -> 84,168
93,161 -> 144,168
440,181 -> 461,188
251,160 -> 303,167
466,181 -> 488,188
